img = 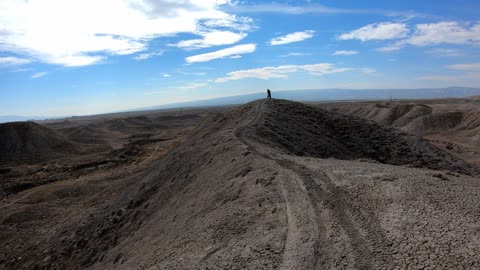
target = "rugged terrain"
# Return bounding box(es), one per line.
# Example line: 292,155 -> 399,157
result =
0,122 -> 109,166
1,99 -> 479,269
318,98 -> 480,166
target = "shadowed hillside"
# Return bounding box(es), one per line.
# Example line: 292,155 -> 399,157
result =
319,99 -> 480,166
60,114 -> 201,146
255,100 -> 478,175
0,122 -> 109,166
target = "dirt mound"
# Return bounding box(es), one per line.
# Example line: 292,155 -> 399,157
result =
62,114 -> 200,145
391,105 -> 432,127
455,111 -> 480,146
0,122 -> 107,166
101,115 -> 200,132
318,99 -> 480,166
21,101 -> 284,270
379,104 -> 421,125
102,117 -> 161,131
253,100 -> 477,175
402,111 -> 463,136
336,103 -> 433,127
62,125 -> 112,144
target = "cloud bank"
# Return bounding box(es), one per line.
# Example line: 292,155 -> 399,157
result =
0,56 -> 32,65
171,31 -> 247,50
185,44 -> 256,63
339,22 -> 408,41
333,50 -> 359,56
340,21 -> 480,52
269,30 -> 315,45
0,0 -> 253,67
215,63 -> 351,82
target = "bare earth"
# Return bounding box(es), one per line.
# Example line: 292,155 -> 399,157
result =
0,99 -> 479,269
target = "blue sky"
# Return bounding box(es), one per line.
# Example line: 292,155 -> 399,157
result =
1,0 -> 480,116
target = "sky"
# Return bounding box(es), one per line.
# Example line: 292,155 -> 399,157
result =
1,0 -> 480,117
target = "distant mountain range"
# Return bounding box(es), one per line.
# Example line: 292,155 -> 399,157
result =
136,87 -> 480,110
2,87 -> 480,123
0,115 -> 63,124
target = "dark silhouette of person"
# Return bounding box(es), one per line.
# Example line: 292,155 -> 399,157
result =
267,89 -> 272,99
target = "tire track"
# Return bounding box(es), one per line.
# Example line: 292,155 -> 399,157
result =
276,159 -> 390,269
235,99 -> 390,269
235,100 -> 319,269
0,189 -> 38,209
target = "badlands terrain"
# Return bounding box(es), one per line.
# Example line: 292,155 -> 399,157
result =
1,98 -> 479,269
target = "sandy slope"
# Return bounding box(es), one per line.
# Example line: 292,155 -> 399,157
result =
1,99 -> 479,269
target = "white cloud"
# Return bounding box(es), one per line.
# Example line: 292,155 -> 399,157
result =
333,50 -> 359,56
360,68 -> 376,74
229,55 -> 242,59
406,21 -> 480,46
160,72 -> 171,77
31,71 -> 47,79
426,48 -> 464,57
224,3 -> 423,18
378,21 -> 480,52
269,30 -> 315,45
10,68 -> 33,72
215,63 -> 351,82
377,43 -> 405,52
225,3 -> 354,14
338,22 -> 408,41
171,31 -> 246,50
180,82 -> 207,89
185,44 -> 256,63
0,0 -> 254,67
0,56 -> 32,65
279,52 -> 312,57
447,63 -> 480,71
134,51 -> 164,60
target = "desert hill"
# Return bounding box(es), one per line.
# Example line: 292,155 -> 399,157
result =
59,114 -> 201,146
322,100 -> 480,138
254,100 -> 477,175
1,99 -> 479,269
0,122 -> 108,166
319,99 -> 480,165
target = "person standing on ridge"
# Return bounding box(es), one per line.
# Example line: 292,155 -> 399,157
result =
267,89 -> 272,99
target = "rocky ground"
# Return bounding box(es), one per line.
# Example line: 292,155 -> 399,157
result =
0,99 -> 479,269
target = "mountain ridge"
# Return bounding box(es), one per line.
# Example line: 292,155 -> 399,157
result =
2,87 -> 480,124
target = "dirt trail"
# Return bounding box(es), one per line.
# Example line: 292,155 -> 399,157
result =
235,100 -> 379,268
234,99 -> 479,269
0,190 -> 38,210
235,100 -> 320,269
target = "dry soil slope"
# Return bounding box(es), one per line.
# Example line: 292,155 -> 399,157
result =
0,122 -> 108,166
3,100 -> 479,269
328,102 -> 477,137
256,100 -> 478,175
333,103 -> 432,127
10,102 -> 286,270
60,114 -> 200,145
